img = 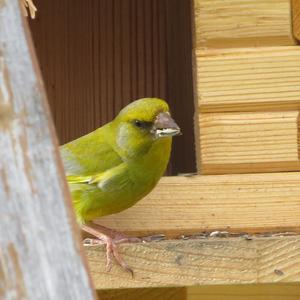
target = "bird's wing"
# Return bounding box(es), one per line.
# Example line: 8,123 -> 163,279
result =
67,162 -> 131,193
60,126 -> 123,176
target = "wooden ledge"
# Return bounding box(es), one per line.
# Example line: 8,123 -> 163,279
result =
95,174 -> 300,238
87,235 -> 300,289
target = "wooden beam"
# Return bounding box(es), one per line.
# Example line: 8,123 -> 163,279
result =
97,284 -> 300,299
87,236 -> 300,289
97,287 -> 186,300
196,47 -> 300,112
199,111 -> 300,174
0,1 -> 95,299
193,0 -> 296,48
188,284 -> 300,300
292,0 -> 300,41
94,174 -> 300,237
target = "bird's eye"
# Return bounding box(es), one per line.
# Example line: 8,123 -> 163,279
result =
134,120 -> 143,128
133,120 -> 152,129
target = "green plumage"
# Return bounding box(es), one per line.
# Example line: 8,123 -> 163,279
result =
60,98 -> 174,224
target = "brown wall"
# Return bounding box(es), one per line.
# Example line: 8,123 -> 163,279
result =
29,0 -> 195,174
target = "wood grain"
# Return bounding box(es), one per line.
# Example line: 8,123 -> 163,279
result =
292,0 -> 300,41
188,284 -> 300,300
165,0 -> 196,175
97,287 -> 186,300
0,1 -> 95,299
199,111 -> 300,174
194,0 -> 295,48
94,173 -> 300,237
97,285 -> 300,300
196,47 -> 300,112
28,0 -> 196,175
87,236 -> 300,289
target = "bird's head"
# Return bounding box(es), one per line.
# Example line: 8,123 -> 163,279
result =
112,98 -> 181,159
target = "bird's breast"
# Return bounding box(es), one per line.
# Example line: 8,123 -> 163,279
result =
129,137 -> 172,194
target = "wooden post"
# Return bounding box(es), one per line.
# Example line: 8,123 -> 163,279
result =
0,1 -> 95,299
292,0 -> 300,41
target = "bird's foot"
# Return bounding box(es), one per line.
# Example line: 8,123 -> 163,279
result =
84,235 -> 134,275
81,223 -> 141,276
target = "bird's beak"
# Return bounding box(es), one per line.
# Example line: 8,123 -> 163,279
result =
151,112 -> 181,138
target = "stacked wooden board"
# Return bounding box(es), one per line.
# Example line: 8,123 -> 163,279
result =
194,0 -> 295,48
194,0 -> 300,174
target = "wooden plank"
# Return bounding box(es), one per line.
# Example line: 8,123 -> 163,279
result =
188,284 -> 300,300
97,287 -> 186,300
0,1 -> 95,299
199,111 -> 300,174
87,236 -> 300,289
196,47 -> 300,112
193,0 -> 295,48
94,173 -> 300,237
292,0 -> 300,41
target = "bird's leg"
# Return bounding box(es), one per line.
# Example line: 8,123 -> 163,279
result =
87,223 -> 141,243
81,223 -> 141,275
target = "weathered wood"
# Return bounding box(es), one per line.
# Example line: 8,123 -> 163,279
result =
95,174 -> 300,237
97,287 -> 187,300
0,1 -> 95,299
188,284 -> 300,300
196,47 -> 300,112
199,111 -> 300,174
87,236 -> 300,289
194,0 -> 295,48
292,0 -> 300,41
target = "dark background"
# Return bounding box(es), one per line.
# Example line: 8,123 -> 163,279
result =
29,0 -> 195,175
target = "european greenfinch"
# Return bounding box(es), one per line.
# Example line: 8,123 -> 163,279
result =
60,98 -> 181,272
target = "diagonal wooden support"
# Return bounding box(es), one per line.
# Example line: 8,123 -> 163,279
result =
0,1 -> 95,299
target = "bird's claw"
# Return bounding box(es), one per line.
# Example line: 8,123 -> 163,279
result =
105,241 -> 113,272
83,238 -> 105,246
110,242 -> 134,277
114,236 -> 142,244
141,234 -> 166,242
85,236 -> 134,276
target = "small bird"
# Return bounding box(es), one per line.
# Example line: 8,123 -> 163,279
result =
60,98 -> 181,273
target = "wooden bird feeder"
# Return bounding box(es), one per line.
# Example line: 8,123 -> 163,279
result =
2,0 -> 300,299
